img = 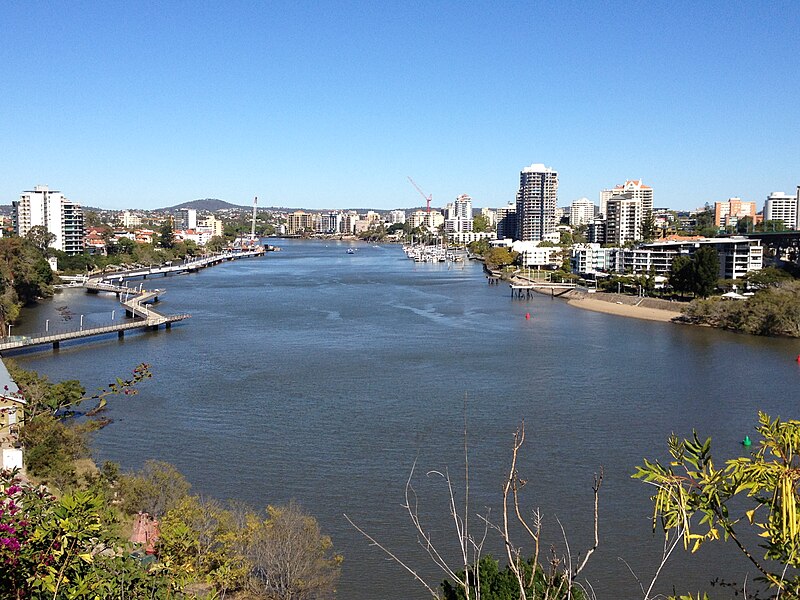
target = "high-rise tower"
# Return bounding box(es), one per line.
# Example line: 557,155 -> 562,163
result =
515,164 -> 558,241
12,185 -> 84,255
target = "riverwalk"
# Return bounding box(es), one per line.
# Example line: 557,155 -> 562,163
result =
0,249 -> 266,353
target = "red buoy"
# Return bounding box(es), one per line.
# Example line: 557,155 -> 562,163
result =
796,354 -> 800,363
525,313 -> 531,320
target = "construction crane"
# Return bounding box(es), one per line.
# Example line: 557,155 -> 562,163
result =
407,176 -> 432,213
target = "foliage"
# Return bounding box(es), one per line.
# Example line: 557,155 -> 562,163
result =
484,247 -> 518,270
0,469 -> 176,599
0,237 -> 56,325
25,225 -> 57,254
468,238 -> 491,256
681,280 -> 800,337
472,214 -> 491,233
692,206 -> 718,237
119,460 -> 191,518
692,247 -> 719,298
745,267 -> 794,289
5,361 -> 151,491
634,413 -> 800,596
245,501 -> 342,600
641,210 -> 657,242
159,218 -> 175,249
668,249 -> 719,298
440,555 -> 585,600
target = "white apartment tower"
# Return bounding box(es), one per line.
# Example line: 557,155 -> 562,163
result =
764,191 -> 799,230
13,185 -> 85,255
515,164 -> 558,241
569,198 -> 595,227
445,194 -> 473,234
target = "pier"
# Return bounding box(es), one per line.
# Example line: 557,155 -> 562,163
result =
510,280 -> 578,299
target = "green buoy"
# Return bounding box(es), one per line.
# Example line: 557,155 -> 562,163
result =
742,435 -> 752,447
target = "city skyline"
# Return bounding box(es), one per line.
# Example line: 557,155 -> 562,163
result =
1,2 -> 797,211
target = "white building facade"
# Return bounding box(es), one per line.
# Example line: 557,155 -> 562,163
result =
764,191 -> 799,230
13,185 -> 85,255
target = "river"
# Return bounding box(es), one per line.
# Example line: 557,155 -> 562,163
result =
10,239 -> 800,599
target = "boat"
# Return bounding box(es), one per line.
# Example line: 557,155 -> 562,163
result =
346,248 -> 356,254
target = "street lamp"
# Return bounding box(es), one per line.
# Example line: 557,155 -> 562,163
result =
45,319 -> 49,332
80,315 -> 84,330
7,324 -> 12,338
111,310 -> 116,321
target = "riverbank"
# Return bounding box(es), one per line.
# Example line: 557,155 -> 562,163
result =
565,291 -> 683,322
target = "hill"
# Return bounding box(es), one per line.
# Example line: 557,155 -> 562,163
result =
160,198 -> 253,211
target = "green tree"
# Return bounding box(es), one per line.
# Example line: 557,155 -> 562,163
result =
484,247 -> 518,270
669,255 -> 694,297
691,246 -> 719,298
25,225 -> 57,254
641,210 -> 656,242
441,555 -> 584,600
159,217 -> 175,249
472,214 -> 491,233
119,460 -> 191,518
634,413 -> 800,597
206,235 -> 227,252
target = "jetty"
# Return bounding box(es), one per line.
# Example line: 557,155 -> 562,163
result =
0,249 -> 266,353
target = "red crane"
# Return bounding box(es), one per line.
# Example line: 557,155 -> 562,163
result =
407,176 -> 432,213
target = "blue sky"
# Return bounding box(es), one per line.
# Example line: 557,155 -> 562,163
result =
1,1 -> 798,211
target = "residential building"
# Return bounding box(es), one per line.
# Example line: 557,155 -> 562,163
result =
492,239 -> 560,268
12,185 -> 85,255
515,164 -> 558,242
286,211 -> 314,235
450,231 -> 497,245
408,210 -> 444,232
569,198 -> 595,227
600,179 -> 653,218
495,203 -> 516,239
445,194 -> 473,234
480,207 -> 496,227
122,210 -> 142,228
764,191 -> 798,230
571,243 -> 615,274
571,238 -> 762,280
587,218 -> 606,244
604,194 -> 642,245
176,208 -> 197,231
198,215 -> 224,237
714,198 -> 757,228
388,210 -> 406,224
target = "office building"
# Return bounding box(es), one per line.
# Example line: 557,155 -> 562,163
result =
515,164 -> 558,241
445,194 -> 473,234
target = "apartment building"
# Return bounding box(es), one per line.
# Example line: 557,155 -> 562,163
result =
12,185 -> 85,255
714,198 -> 757,228
764,191 -> 798,230
515,164 -> 558,241
569,198 -> 595,227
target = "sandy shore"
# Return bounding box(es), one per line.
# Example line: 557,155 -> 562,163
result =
567,296 -> 682,322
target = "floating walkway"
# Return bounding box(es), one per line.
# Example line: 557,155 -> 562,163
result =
0,249 -> 266,353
